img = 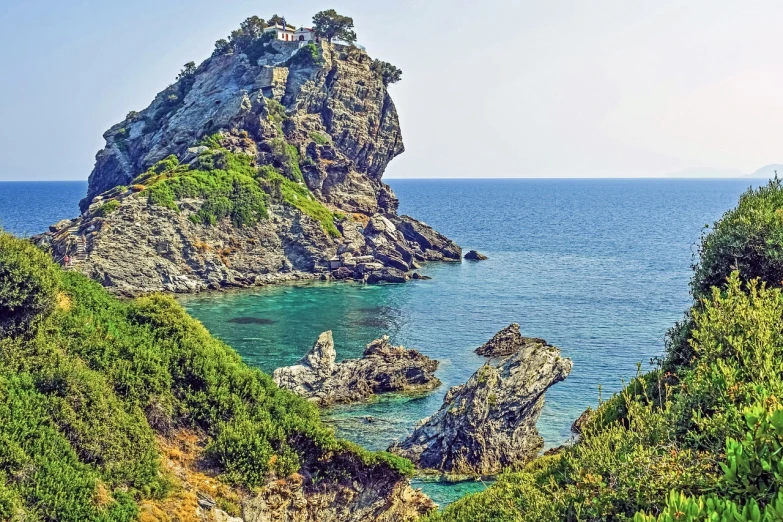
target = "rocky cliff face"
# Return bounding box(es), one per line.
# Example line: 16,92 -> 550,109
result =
36,39 -> 459,295
82,41 -> 401,214
389,334 -> 572,475
273,331 -> 440,406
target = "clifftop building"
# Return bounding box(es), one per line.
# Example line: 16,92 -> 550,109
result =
264,24 -> 319,42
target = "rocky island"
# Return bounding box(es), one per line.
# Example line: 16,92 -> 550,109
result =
273,332 -> 440,406
35,24 -> 459,295
390,330 -> 572,475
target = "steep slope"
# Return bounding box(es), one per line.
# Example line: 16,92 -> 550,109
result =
37,37 -> 459,295
0,232 -> 434,521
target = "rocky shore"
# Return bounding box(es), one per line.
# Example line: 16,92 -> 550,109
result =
273,331 -> 440,407
34,40 -> 460,296
390,332 -> 571,475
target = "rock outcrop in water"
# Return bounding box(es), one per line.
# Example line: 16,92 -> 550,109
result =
273,331 -> 440,407
389,333 -> 572,474
474,323 -> 551,358
464,250 -> 488,261
34,39 -> 459,295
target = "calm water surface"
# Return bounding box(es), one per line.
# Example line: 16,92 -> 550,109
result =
180,178 -> 756,505
1,178 -> 757,506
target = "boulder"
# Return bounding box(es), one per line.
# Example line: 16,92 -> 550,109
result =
389,335 -> 572,474
367,267 -> 408,284
273,332 -> 440,407
571,407 -> 594,435
331,266 -> 355,280
474,323 -> 550,357
464,250 -> 488,261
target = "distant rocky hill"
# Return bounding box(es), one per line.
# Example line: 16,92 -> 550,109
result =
36,38 -> 459,295
746,164 -> 783,179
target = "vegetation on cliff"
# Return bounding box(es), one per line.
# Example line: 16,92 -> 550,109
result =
431,179 -> 783,522
128,133 -> 342,236
0,232 -> 411,520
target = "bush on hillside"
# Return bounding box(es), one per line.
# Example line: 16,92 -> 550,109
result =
0,234 -> 412,518
692,177 -> 783,299
0,232 -> 58,337
431,272 -> 783,521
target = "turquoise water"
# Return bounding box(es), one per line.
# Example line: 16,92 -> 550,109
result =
179,178 -> 759,506
2,178 -> 759,506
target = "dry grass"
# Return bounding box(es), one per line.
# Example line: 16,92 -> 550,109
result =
56,292 -> 72,311
139,429 -> 245,522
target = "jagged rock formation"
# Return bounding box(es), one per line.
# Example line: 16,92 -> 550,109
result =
242,455 -> 435,522
35,39 -> 459,295
273,331 -> 440,407
389,335 -> 572,474
474,323 -> 550,358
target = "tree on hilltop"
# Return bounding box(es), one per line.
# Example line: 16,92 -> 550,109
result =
267,14 -> 286,27
229,16 -> 267,51
312,9 -> 357,43
371,60 -> 403,85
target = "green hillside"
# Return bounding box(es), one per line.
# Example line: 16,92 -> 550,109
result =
0,232 -> 410,521
431,179 -> 783,522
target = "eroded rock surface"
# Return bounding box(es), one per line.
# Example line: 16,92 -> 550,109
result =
35,40 -> 460,295
390,336 -> 572,474
273,331 -> 440,407
474,323 -> 550,358
242,458 -> 435,522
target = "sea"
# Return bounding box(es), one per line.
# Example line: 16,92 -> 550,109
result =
0,178 -> 760,505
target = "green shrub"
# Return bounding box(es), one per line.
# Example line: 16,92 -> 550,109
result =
145,149 -> 268,227
0,233 -> 59,337
692,178 -> 783,299
287,44 -> 323,67
261,168 -> 341,237
94,199 -> 120,217
310,132 -> 329,145
435,271 -> 783,522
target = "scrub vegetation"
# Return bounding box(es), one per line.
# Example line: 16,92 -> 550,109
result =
0,231 -> 409,520
431,179 -> 783,522
134,134 -> 341,236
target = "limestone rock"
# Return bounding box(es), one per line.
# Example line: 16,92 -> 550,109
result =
389,335 -> 572,474
35,41 -> 460,295
366,267 -> 408,284
474,323 -> 550,357
464,250 -> 488,261
273,332 -> 440,407
242,458 -> 435,522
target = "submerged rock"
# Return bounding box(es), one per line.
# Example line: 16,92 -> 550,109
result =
474,323 -> 550,357
273,332 -> 440,407
389,335 -> 572,474
464,250 -> 488,261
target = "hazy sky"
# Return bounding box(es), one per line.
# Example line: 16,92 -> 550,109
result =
1,0 -> 781,180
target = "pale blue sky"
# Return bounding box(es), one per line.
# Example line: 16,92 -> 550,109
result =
1,0 -> 781,180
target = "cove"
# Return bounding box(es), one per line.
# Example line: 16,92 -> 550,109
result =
180,178 -> 757,505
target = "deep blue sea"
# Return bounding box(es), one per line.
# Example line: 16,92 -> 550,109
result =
0,178 -> 759,505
